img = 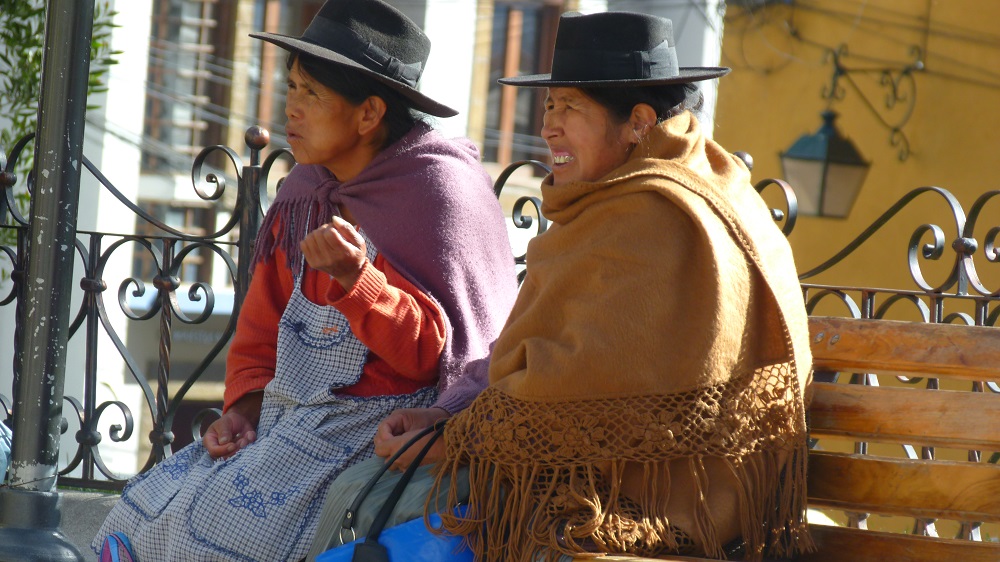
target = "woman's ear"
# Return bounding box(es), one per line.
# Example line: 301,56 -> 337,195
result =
357,96 -> 387,137
629,103 -> 657,139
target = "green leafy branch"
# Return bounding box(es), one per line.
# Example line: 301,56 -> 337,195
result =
0,0 -> 120,281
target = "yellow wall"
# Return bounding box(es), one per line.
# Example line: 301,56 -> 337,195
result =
715,0 -> 1000,298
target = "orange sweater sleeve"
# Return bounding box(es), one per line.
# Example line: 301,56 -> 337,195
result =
318,254 -> 447,397
224,228 -> 447,411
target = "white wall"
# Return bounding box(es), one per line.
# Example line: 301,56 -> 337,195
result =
420,0 -> 478,139
0,0 -> 150,478
392,0 -> 477,140
70,0 -> 153,477
0,17 -> 26,426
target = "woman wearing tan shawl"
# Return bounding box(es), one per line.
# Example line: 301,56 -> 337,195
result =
372,10 -> 814,562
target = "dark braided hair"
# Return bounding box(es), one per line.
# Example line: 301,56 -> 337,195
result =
579,83 -> 703,125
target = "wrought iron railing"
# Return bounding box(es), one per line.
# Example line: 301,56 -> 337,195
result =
755,178 -> 1000,325
0,126 -> 292,490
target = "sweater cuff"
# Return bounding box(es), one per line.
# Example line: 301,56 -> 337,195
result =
431,394 -> 468,416
223,374 -> 272,412
328,260 -> 385,318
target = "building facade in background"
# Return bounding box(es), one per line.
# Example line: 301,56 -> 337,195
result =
716,0 -> 1000,294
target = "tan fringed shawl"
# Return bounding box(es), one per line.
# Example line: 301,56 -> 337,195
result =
432,112 -> 813,562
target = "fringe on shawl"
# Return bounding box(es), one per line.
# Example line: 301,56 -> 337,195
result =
428,375 -> 815,562
250,197 -> 339,274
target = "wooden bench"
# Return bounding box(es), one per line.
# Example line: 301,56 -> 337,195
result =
572,316 -> 1000,561
799,316 -> 1000,562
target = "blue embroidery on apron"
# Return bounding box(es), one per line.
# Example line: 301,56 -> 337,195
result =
226,468 -> 298,518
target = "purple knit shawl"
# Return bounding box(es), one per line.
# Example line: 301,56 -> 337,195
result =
251,123 -> 517,413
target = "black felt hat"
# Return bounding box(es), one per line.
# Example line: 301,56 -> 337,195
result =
499,11 -> 730,87
251,0 -> 457,117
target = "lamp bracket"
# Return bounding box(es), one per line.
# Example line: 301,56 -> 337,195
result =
821,43 -> 924,162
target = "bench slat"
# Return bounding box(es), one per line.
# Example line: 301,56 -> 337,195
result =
809,317 -> 1000,382
809,382 -> 1000,450
799,524 -> 1000,562
807,451 -> 1000,522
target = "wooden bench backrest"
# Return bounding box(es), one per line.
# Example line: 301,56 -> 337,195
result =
800,316 -> 1000,562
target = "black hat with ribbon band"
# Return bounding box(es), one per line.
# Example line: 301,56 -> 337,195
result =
250,0 -> 457,117
499,11 -> 730,87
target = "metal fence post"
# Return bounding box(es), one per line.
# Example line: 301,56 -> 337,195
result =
0,0 -> 95,559
236,126 -> 270,308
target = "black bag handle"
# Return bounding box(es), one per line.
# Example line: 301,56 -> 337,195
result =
345,420 -> 448,562
340,421 -> 443,539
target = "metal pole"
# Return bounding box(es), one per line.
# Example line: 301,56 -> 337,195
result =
236,126 -> 268,308
0,0 -> 95,559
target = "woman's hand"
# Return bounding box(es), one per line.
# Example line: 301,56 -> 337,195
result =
203,393 -> 263,459
374,407 -> 451,471
301,216 -> 367,290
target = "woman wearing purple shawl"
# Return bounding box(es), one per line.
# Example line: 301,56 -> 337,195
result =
93,1 -> 516,560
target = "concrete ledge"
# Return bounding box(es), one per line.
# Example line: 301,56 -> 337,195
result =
59,489 -> 120,555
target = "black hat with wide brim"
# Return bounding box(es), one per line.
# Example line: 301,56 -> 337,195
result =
250,0 -> 458,117
499,11 -> 730,88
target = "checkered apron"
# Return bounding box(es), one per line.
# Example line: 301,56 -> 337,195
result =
93,232 -> 438,561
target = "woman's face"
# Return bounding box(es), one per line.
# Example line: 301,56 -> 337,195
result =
284,60 -> 369,180
541,87 -> 633,186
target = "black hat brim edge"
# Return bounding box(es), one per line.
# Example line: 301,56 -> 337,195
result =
497,67 -> 731,88
251,32 -> 459,118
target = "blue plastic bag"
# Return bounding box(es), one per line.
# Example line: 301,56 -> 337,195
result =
0,421 -> 11,483
99,532 -> 137,562
316,506 -> 472,562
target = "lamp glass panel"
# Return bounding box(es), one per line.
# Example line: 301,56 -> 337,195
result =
822,163 -> 868,217
781,157 -> 823,216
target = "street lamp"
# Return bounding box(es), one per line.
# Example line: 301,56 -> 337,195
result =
780,110 -> 870,218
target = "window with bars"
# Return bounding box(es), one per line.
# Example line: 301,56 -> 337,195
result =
142,0 -> 238,173
484,1 -> 563,166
